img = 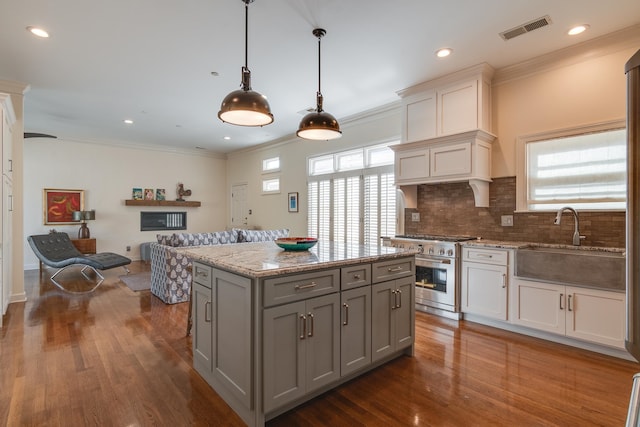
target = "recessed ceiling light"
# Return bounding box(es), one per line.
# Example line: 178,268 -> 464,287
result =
123,119 -> 133,124
436,48 -> 453,58
223,136 -> 231,140
568,24 -> 589,36
26,26 -> 49,38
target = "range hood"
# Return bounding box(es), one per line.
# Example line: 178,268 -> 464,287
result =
391,129 -> 496,207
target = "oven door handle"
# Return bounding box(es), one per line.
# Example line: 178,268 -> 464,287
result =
418,258 -> 451,265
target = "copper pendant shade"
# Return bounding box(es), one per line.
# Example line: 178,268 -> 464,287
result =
218,0 -> 273,127
297,28 -> 342,141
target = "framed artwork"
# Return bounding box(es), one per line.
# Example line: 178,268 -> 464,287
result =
132,188 -> 143,200
288,192 -> 298,213
43,188 -> 84,225
144,188 -> 154,200
156,188 -> 166,201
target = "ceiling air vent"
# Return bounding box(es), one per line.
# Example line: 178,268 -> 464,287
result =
500,15 -> 552,41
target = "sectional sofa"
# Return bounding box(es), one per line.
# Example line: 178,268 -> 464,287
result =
150,228 -> 289,304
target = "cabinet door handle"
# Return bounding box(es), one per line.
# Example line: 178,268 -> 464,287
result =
568,294 -> 573,312
388,266 -> 403,273
8,159 -> 12,173
396,289 -> 402,309
299,314 -> 306,339
205,301 -> 211,322
391,290 -> 397,309
8,194 -> 12,212
476,253 -> 493,258
559,293 -> 564,310
308,313 -> 314,337
353,274 -> 361,280
295,281 -> 317,290
343,303 -> 349,326
196,269 -> 208,278
501,274 -> 506,288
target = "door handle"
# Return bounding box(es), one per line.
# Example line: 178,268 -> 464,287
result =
501,273 -> 506,288
299,314 -> 306,339
391,290 -> 397,309
343,303 -> 349,326
568,294 -> 573,312
205,301 -> 211,322
396,289 -> 402,309
308,312 -> 314,337
560,293 -> 564,310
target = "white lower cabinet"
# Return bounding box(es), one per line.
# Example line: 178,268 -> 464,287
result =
372,275 -> 414,362
461,248 -> 509,321
510,277 -> 625,349
263,293 -> 340,413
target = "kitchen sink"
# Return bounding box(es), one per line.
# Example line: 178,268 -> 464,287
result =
515,245 -> 625,291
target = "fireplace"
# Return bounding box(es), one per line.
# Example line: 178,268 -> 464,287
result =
140,211 -> 187,231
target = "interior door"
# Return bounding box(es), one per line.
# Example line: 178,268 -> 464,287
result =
231,183 -> 248,227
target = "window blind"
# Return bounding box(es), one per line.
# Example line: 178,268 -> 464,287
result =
526,128 -> 626,210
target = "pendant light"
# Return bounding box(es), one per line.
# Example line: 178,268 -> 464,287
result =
297,28 -> 342,140
218,0 -> 273,127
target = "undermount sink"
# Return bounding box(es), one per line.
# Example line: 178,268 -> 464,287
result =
515,245 -> 625,291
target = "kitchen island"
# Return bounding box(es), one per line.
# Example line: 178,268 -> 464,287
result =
183,241 -> 416,426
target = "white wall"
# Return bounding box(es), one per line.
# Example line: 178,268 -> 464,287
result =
226,105 -> 402,235
491,32 -> 640,177
23,138 -> 227,269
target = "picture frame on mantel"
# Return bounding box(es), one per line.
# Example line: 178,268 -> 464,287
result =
43,188 -> 84,225
288,192 -> 298,213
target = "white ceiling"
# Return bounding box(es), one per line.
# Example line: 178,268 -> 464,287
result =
1,0 -> 639,154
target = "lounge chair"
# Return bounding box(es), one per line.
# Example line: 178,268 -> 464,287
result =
28,232 -> 131,293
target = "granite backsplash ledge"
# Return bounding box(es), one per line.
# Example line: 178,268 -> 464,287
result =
403,176 -> 625,248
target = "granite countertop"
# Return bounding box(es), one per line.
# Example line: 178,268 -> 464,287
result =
181,241 -> 417,278
462,239 -> 625,254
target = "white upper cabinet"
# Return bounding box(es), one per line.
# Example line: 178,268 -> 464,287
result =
394,63 -> 496,207
397,63 -> 494,143
401,90 -> 436,143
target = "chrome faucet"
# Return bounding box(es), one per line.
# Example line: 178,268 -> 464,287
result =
553,206 -> 585,246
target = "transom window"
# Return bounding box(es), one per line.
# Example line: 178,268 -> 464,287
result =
517,121 -> 626,211
262,156 -> 280,172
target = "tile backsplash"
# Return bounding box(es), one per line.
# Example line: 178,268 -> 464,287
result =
403,176 -> 625,248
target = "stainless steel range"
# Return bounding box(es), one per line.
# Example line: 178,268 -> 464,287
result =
385,234 -> 478,319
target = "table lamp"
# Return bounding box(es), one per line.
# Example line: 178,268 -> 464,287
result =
72,210 -> 96,239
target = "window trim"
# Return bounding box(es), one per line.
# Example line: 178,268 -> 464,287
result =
262,156 -> 280,174
261,176 -> 281,195
515,119 -> 626,212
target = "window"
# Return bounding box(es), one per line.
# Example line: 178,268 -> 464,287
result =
262,156 -> 280,172
517,121 -> 626,211
262,177 -> 280,194
308,142 -> 397,244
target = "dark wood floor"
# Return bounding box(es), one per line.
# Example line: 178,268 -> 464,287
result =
1,261 -> 639,426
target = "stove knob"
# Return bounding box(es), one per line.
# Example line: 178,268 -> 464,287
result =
439,248 -> 445,255
428,247 -> 434,254
417,245 -> 424,254
447,249 -> 454,256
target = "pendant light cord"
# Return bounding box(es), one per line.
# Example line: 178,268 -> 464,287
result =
244,0 -> 249,69
317,34 -> 322,96
315,29 -> 325,112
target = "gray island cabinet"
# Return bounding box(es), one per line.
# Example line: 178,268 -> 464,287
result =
183,241 -> 416,426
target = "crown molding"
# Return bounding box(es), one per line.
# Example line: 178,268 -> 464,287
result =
493,23 -> 640,86
227,100 -> 402,157
0,79 -> 30,95
32,135 -> 227,160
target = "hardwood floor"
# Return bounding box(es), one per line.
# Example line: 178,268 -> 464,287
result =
1,261 -> 639,426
